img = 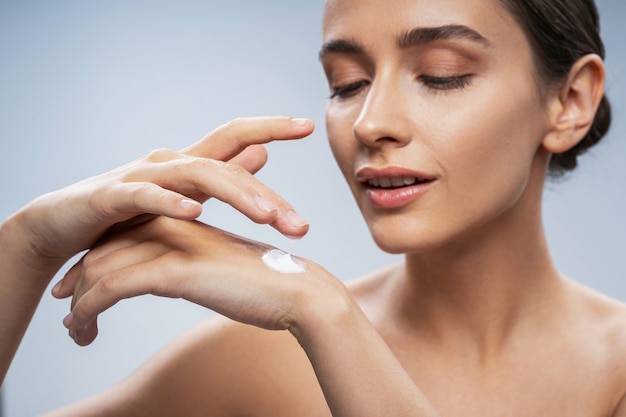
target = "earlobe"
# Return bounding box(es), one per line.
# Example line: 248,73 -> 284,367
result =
542,54 -> 605,154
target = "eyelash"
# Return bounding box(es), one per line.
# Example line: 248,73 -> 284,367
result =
419,75 -> 472,91
329,75 -> 472,99
329,80 -> 370,99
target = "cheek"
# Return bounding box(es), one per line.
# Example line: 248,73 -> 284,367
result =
326,104 -> 359,178
431,80 -> 548,218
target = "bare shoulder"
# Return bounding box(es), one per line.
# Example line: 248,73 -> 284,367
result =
47,316 -> 328,417
567,279 -> 626,351
564,279 -> 626,414
342,262 -> 408,333
345,262 -> 403,314
138,316 -> 329,416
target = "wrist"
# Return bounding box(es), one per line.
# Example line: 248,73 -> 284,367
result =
1,207 -> 66,280
287,266 -> 361,346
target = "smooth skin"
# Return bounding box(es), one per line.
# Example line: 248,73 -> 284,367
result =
0,116 -> 314,395
2,0 -> 626,416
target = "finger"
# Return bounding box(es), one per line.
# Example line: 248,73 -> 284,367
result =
69,320 -> 99,346
227,144 -> 268,174
93,181 -> 203,223
113,145 -> 266,213
67,240 -> 167,346
64,257 -> 176,332
182,116 -> 314,160
78,240 -> 168,302
52,259 -> 83,299
127,158 -> 309,237
179,159 -> 309,237
53,231 -> 156,299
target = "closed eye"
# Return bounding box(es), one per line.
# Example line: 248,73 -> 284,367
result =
419,74 -> 472,91
329,80 -> 370,99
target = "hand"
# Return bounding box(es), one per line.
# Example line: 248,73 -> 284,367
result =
53,216 -> 345,346
16,116 -> 314,270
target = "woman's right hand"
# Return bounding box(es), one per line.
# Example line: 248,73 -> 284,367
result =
0,116 -> 313,387
12,116 -> 314,273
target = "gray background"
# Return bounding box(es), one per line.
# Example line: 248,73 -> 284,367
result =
0,1 -> 624,415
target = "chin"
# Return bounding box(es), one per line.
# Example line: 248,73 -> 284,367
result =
368,226 -> 442,255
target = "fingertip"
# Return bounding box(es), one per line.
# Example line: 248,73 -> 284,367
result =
286,224 -> 310,239
177,199 -> 203,218
290,118 -> 315,136
291,118 -> 314,128
273,210 -> 309,238
283,229 -> 308,240
71,322 -> 98,346
51,279 -> 64,298
179,198 -> 201,212
53,286 -> 73,299
63,312 -> 74,329
286,211 -> 309,230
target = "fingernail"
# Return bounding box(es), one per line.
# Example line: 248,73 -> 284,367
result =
286,210 -> 308,228
291,118 -> 310,126
63,312 -> 74,328
255,196 -> 277,213
179,199 -> 200,211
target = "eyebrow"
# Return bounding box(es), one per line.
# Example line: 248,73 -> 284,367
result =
319,24 -> 490,60
397,24 -> 491,48
319,39 -> 364,60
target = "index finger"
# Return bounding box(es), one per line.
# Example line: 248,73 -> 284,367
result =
182,116 -> 314,161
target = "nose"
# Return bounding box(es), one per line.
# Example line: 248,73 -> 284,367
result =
352,74 -> 412,149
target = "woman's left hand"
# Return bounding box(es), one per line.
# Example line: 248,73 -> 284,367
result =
53,216 -> 346,346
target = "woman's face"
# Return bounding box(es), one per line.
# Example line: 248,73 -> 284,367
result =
322,0 -> 553,254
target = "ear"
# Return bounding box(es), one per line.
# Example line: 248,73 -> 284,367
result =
542,54 -> 605,154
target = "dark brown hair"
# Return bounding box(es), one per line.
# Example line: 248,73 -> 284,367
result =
498,0 -> 611,176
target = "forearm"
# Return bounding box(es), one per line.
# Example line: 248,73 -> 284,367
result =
294,288 -> 439,417
0,211 -> 65,387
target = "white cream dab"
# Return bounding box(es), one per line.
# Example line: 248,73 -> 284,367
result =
262,249 -> 307,274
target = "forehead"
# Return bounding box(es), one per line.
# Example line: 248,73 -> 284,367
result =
322,0 -> 521,47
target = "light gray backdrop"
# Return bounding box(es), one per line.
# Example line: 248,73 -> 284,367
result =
0,1 -> 624,415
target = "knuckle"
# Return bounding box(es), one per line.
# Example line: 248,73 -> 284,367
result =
210,119 -> 237,138
88,186 -> 114,217
96,273 -> 120,297
212,118 -> 247,144
183,156 -> 215,172
193,157 -> 247,180
81,251 -> 98,270
128,182 -> 156,202
151,256 -> 184,297
223,161 -> 247,176
222,117 -> 245,131
81,264 -> 101,290
145,148 -> 176,163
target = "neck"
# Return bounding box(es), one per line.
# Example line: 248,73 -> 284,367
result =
392,162 -> 564,358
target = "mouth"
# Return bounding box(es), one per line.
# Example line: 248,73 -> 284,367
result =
365,176 -> 431,189
355,166 -> 437,209
356,166 -> 436,188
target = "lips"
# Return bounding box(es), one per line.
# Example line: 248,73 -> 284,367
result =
356,166 -> 436,209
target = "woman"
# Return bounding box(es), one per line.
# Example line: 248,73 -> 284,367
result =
1,0 -> 624,415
